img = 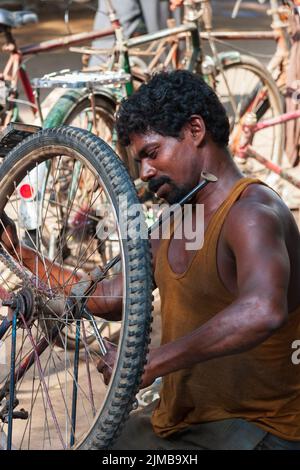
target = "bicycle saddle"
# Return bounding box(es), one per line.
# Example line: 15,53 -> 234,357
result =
0,9 -> 38,28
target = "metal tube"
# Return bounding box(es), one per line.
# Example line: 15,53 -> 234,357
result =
20,28 -> 115,56
200,31 -> 276,40
70,319 -> 81,448
7,309 -> 17,451
253,109 -> 300,132
126,24 -> 198,48
245,145 -> 300,190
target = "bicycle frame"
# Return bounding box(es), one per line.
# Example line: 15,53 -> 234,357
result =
0,23 -> 115,128
207,0 -> 292,89
0,0 -> 203,129
236,108 -> 300,188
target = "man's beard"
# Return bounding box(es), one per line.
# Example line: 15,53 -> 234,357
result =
148,176 -> 191,205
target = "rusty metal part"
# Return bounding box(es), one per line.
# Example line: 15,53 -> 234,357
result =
0,122 -> 41,157
243,145 -> 300,190
0,247 -> 53,297
2,286 -> 37,327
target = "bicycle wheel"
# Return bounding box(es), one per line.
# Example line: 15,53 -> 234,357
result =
0,127 -> 153,450
213,54 -> 284,177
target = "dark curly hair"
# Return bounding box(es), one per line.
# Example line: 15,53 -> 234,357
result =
116,70 -> 230,147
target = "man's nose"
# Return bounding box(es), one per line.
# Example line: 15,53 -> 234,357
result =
140,160 -> 157,182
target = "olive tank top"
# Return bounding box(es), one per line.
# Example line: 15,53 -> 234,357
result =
152,177 -> 300,441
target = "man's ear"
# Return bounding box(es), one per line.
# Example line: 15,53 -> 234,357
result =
185,115 -> 206,147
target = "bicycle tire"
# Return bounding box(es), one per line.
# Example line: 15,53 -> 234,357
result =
0,126 -> 153,450
214,54 -> 284,171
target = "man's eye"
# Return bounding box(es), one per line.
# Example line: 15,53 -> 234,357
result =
148,151 -> 157,159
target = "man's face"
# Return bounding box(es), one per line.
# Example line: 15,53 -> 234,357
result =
130,130 -> 201,205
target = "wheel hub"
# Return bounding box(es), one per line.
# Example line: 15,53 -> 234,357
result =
2,286 -> 36,327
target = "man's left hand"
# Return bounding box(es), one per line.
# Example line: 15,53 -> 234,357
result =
96,338 -> 117,385
97,339 -> 157,389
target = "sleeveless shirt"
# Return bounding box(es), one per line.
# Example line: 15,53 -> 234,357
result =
152,177 -> 300,441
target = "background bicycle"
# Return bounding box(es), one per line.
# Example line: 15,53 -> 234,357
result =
203,0 -> 300,203
35,0 -> 283,177
0,0 -> 114,128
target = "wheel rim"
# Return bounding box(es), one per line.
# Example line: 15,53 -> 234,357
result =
0,144 -> 128,450
215,62 -> 283,174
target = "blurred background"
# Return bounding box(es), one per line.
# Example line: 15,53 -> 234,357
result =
0,1 -> 276,122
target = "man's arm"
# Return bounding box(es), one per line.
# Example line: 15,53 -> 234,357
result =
0,212 -> 162,321
142,202 -> 290,387
0,213 -> 124,320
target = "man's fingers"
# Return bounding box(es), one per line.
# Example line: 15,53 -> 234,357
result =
103,369 -> 110,386
97,359 -> 112,385
96,358 -> 105,373
96,339 -> 117,385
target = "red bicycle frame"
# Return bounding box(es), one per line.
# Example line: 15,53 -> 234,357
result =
236,109 -> 300,189
0,26 -> 115,126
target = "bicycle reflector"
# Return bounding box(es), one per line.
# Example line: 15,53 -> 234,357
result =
19,183 -> 35,200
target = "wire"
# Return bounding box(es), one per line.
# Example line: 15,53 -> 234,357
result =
206,36 -> 274,59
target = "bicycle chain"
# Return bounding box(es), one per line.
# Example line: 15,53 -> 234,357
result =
0,247 -> 72,333
0,247 -> 55,299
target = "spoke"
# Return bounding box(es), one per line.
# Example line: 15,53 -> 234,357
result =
82,321 -> 96,416
27,345 -> 37,450
59,223 -> 120,293
40,157 -> 63,235
12,181 -> 23,268
0,271 -> 17,298
56,159 -> 85,286
19,313 -> 66,449
19,335 -> 60,450
38,185 -> 106,288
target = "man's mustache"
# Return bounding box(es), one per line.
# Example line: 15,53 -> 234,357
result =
148,176 -> 172,194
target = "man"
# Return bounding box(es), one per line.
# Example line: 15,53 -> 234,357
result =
96,70 -> 300,450
2,71 -> 300,450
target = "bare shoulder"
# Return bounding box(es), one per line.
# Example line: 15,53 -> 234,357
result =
238,183 -> 290,211
223,182 -> 298,243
